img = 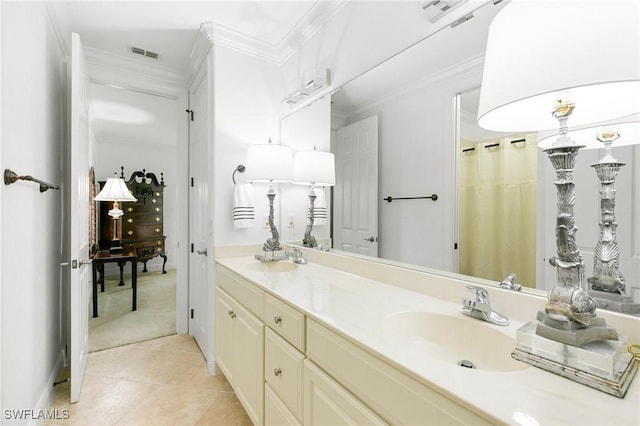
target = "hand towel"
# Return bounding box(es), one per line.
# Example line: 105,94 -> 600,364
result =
233,183 -> 255,229
308,187 -> 328,226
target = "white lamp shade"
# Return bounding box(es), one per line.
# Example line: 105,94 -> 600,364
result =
294,150 -> 335,186
245,143 -> 294,182
94,177 -> 137,202
478,0 -> 640,132
537,113 -> 640,150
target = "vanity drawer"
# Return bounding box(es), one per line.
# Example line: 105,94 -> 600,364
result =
216,265 -> 263,317
265,328 -> 305,421
264,293 -> 305,351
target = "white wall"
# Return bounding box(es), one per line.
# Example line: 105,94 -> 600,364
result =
212,43 -> 283,248
1,1 -> 67,416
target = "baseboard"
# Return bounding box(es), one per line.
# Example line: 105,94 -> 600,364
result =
29,349 -> 65,426
208,359 -> 221,376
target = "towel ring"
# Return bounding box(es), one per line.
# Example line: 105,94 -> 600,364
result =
232,164 -> 246,184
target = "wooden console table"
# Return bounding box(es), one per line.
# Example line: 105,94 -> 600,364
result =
92,251 -> 137,318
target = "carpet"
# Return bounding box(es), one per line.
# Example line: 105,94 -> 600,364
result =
89,269 -> 176,352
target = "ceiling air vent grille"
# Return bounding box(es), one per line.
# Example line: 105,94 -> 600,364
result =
129,45 -> 160,60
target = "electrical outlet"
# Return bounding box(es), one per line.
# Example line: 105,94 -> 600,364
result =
288,215 -> 295,228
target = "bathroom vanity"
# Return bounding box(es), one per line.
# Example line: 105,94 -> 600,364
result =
214,245 -> 639,425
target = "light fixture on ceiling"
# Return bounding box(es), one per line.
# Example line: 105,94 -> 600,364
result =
283,69 -> 331,107
422,0 -> 468,23
94,173 -> 137,254
477,0 -> 640,397
246,138 -> 294,261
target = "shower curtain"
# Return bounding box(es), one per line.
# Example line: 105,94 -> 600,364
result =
459,134 -> 537,288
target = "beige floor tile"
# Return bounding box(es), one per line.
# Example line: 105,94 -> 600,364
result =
116,384 -> 219,426
194,392 -> 253,426
50,335 -> 250,426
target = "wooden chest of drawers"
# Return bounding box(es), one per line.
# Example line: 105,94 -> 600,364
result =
99,169 -> 168,274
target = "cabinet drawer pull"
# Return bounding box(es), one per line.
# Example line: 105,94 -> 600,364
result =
127,207 -> 134,213
228,310 -> 236,319
127,218 -> 134,223
155,207 -> 161,212
274,316 -> 282,325
273,368 -> 282,377
152,198 -> 157,204
155,228 -> 161,233
156,192 -> 160,197
155,217 -> 161,222
127,230 -> 134,236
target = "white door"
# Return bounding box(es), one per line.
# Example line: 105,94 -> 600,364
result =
69,32 -> 91,403
188,69 -> 208,351
333,116 -> 379,256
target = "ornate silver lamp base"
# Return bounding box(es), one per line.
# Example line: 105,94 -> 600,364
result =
513,321 -> 637,398
512,104 -> 636,395
255,183 -> 287,262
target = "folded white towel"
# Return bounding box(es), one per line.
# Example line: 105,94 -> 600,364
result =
233,184 -> 255,229
308,187 -> 327,226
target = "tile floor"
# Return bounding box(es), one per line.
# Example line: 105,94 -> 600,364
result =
48,334 -> 252,426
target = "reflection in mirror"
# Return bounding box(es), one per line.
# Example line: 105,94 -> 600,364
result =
458,87 -> 537,289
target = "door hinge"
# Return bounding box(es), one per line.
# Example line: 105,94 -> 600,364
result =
190,309 -> 194,319
190,177 -> 194,187
191,243 -> 194,253
185,109 -> 194,121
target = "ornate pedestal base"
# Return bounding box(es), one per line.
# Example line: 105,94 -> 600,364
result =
536,311 -> 618,346
590,290 -> 640,315
255,249 -> 288,262
513,321 -> 637,398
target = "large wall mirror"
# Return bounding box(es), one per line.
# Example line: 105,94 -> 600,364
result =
284,0 -> 640,315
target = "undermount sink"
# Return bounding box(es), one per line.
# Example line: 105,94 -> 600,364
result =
382,312 -> 528,372
246,261 -> 299,273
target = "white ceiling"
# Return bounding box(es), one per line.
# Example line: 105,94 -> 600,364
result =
47,0 -> 329,74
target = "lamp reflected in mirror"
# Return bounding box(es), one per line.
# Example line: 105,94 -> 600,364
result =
93,173 -> 137,254
294,147 -> 335,248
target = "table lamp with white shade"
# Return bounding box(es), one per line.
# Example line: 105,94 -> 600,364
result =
94,173 -> 137,254
538,114 -> 640,315
477,0 -> 640,396
246,138 -> 294,261
294,147 -> 335,248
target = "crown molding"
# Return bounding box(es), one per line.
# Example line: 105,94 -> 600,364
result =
344,54 -> 485,119
207,0 -> 347,66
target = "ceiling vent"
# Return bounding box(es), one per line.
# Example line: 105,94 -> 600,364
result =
129,45 -> 160,60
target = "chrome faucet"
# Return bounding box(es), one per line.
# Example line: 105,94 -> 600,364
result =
286,247 -> 307,264
499,273 -> 522,291
462,286 -> 509,326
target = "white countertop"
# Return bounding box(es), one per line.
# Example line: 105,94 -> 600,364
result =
216,253 -> 640,426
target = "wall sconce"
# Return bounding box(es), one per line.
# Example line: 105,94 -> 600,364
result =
283,69 -> 331,107
246,139 -> 293,261
294,147 -> 335,248
477,0 -> 640,396
94,173 -> 137,254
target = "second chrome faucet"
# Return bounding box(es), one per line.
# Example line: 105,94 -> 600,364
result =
462,286 -> 509,326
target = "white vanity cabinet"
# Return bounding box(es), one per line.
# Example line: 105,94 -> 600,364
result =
215,269 -> 265,425
215,261 -> 494,426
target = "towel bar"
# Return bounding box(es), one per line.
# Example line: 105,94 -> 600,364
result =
4,169 -> 59,192
384,194 -> 438,203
